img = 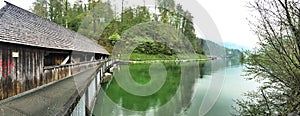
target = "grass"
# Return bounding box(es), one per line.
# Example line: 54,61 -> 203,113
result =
129,53 -> 208,61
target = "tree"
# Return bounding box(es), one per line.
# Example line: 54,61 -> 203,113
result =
62,0 -> 70,28
174,4 -> 184,29
120,7 -> 134,32
134,6 -> 151,24
234,0 -> 300,115
182,11 -> 198,54
31,0 -> 48,18
30,0 -> 205,56
157,0 -> 175,23
67,3 -> 82,31
108,33 -> 120,45
239,52 -> 245,63
77,0 -> 114,40
32,0 -> 71,28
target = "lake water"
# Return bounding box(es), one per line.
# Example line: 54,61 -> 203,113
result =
93,60 -> 259,116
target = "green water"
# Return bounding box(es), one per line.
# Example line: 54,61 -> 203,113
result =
93,60 -> 259,116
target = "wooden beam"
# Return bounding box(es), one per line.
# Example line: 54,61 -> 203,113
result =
90,56 -> 95,61
61,56 -> 70,65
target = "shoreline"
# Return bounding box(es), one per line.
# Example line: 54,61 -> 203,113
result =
119,58 -> 211,64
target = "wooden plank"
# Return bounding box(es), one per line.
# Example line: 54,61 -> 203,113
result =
24,49 -> 29,91
40,50 -> 43,85
36,50 -> 39,86
3,47 -> 8,98
41,50 -> 44,84
0,47 -> 2,99
4,48 -> 9,98
21,49 -> 26,93
36,50 -> 40,87
9,47 -> 15,97
29,50 -> 33,90
17,47 -> 21,94
29,49 -> 32,88
10,46 -> 16,97
40,50 -> 44,85
32,50 -> 35,88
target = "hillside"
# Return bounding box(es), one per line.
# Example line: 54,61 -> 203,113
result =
30,0 -> 242,61
203,39 -> 243,59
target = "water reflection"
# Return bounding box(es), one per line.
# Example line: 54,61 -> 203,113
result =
93,60 -> 257,116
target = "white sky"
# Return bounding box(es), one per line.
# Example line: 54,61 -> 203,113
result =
0,0 -> 259,49
195,0 -> 258,49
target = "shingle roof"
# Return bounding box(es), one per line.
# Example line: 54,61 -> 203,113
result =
0,1 -> 109,55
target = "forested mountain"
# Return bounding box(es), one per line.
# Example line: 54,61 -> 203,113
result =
31,0 -> 241,59
203,39 -> 242,59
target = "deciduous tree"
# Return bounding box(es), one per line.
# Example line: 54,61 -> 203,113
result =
234,0 -> 300,115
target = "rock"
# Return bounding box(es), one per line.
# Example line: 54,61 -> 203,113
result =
109,67 -> 114,73
101,73 -> 112,83
104,73 -> 111,77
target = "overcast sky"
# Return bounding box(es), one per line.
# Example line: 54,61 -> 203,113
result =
0,0 -> 258,49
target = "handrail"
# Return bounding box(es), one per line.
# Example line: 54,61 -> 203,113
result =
42,59 -> 110,85
43,59 -> 108,70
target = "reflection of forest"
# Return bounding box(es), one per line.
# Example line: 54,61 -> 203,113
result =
93,60 -> 242,115
201,59 -> 242,76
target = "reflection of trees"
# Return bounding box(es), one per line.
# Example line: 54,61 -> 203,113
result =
93,62 -> 200,115
226,58 -> 242,67
177,62 -> 199,114
93,60 -> 241,115
200,59 -> 242,77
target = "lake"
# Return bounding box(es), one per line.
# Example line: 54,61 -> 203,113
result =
93,59 -> 259,116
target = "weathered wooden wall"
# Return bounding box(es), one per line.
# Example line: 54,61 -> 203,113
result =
0,44 -> 44,100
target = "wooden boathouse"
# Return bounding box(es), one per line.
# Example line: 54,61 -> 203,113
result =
0,1 -> 110,100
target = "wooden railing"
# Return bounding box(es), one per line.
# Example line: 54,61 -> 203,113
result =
43,60 -> 108,84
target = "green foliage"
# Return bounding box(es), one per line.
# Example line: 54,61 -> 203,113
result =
31,0 -> 113,35
31,0 -> 48,18
234,0 -> 300,115
118,22 -> 196,56
49,0 -> 64,25
130,53 -> 176,61
133,42 -> 174,55
67,1 -> 87,31
239,52 -> 245,63
225,48 -> 242,59
108,33 -> 120,45
77,0 -> 114,40
98,0 -> 205,58
32,0 -> 85,30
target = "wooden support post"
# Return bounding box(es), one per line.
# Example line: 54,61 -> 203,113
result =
85,90 -> 90,115
94,78 -> 97,94
68,65 -> 71,76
